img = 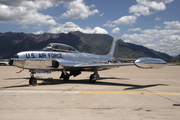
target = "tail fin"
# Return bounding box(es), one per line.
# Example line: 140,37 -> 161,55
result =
107,38 -> 118,58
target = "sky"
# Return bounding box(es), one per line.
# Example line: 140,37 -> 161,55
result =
0,0 -> 180,56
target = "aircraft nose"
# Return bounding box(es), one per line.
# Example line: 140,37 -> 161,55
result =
9,60 -> 13,65
12,54 -> 19,58
9,54 -> 19,66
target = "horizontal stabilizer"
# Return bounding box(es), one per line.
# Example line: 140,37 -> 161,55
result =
134,57 -> 167,69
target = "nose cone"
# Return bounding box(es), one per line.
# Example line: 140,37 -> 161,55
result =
9,54 -> 19,66
9,60 -> 14,65
12,54 -> 19,59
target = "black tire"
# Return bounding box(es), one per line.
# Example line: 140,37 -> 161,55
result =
29,78 -> 33,85
63,74 -> 70,81
90,74 -> 96,82
29,77 -> 37,86
31,78 -> 37,86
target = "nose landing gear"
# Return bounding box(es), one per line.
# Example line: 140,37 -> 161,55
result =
29,70 -> 37,86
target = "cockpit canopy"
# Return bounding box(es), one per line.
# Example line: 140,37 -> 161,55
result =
42,43 -> 78,53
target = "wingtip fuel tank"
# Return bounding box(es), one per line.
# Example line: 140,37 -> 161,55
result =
134,57 -> 167,69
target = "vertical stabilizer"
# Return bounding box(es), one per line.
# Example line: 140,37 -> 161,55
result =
107,38 -> 118,58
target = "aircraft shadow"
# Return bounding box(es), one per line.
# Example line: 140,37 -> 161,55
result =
1,77 -> 168,90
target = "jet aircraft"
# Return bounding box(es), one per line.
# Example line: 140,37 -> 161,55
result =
9,38 -> 167,86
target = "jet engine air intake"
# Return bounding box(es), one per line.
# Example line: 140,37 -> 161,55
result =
52,60 -> 59,68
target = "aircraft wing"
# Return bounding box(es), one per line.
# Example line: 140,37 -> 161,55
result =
11,58 -> 166,72
74,63 -> 134,71
59,57 -> 167,71
59,61 -> 134,71
74,63 -> 134,67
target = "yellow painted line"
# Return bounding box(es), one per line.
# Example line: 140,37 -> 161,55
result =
81,91 -> 179,95
28,84 -> 39,87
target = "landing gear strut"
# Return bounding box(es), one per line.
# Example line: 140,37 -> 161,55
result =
29,70 -> 37,86
60,70 -> 70,81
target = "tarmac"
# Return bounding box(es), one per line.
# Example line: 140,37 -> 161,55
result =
0,66 -> 180,120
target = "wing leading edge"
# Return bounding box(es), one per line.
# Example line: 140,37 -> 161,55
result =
61,62 -> 134,71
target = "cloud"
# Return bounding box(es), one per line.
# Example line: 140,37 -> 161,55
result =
0,0 -> 56,27
122,33 -> 155,43
128,28 -> 142,32
137,0 -> 166,11
154,25 -> 161,29
18,11 -> 57,28
61,0 -> 99,20
144,34 -> 180,56
0,0 -> 74,6
93,27 -> 108,34
103,15 -> 137,27
147,0 -> 174,4
129,4 -> 152,16
111,27 -> 120,34
164,21 -> 180,29
99,13 -> 104,17
33,30 -> 44,34
21,0 -> 53,10
0,0 -> 24,6
0,0 -> 75,27
48,22 -> 108,34
129,0 -> 170,17
104,0 -> 173,28
51,0 -> 76,4
122,21 -> 180,55
155,17 -> 161,20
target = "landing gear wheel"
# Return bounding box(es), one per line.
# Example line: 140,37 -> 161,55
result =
63,73 -> 70,81
29,78 -> 32,85
90,74 -> 96,82
29,77 -> 37,86
29,70 -> 37,86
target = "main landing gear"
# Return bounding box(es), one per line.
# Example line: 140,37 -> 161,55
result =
29,70 -> 37,86
60,70 -> 82,81
60,70 -> 70,81
28,69 -> 100,85
89,71 -> 100,82
60,70 -> 100,83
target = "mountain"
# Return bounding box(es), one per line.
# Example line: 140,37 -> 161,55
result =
0,31 -> 173,61
171,54 -> 180,62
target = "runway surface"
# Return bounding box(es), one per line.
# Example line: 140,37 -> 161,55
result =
0,66 -> 180,120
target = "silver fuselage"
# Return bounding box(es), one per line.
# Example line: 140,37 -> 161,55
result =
10,38 -> 167,73
11,50 -> 115,71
